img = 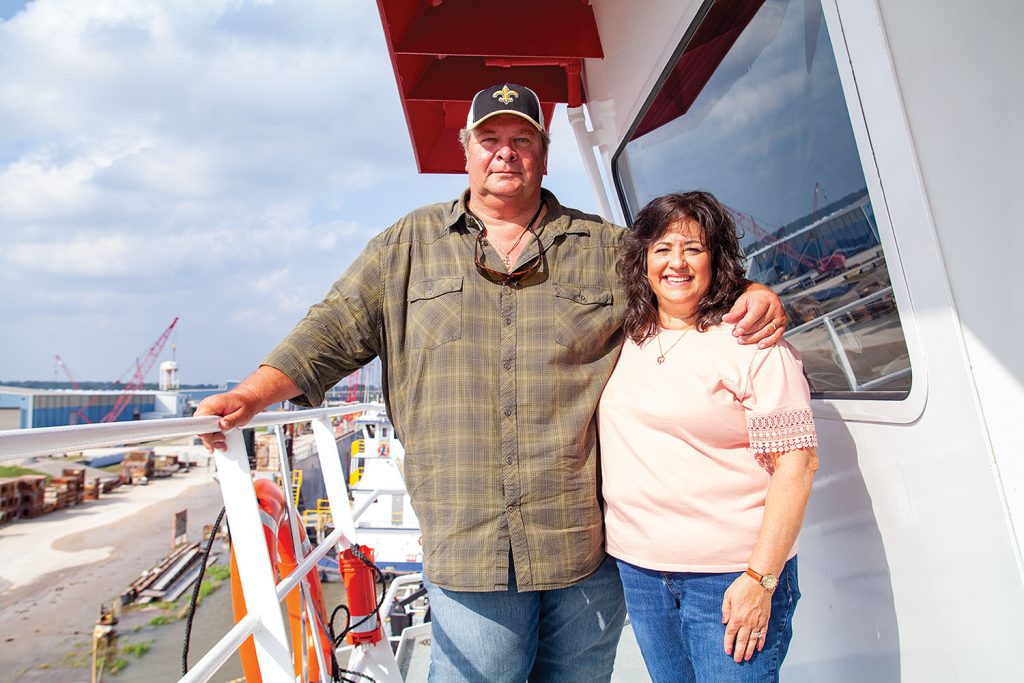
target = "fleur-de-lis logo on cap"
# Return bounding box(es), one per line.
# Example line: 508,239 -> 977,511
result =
492,85 -> 519,105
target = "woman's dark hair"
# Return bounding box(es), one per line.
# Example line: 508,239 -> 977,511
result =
618,191 -> 749,344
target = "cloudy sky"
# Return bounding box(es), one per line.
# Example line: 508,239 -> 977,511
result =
0,0 -> 596,385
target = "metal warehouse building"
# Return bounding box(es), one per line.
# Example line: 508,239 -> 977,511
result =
0,386 -> 185,430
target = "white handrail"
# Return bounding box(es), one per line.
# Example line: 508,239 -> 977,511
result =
248,404 -> 376,429
0,403 -> 399,683
180,613 -> 260,683
0,415 -> 222,461
783,286 -> 909,392
0,404 -> 378,462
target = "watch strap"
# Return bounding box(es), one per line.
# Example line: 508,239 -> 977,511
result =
745,567 -> 778,591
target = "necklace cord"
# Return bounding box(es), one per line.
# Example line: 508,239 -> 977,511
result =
476,201 -> 545,268
655,327 -> 691,364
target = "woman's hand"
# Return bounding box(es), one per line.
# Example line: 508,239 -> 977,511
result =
722,574 -> 772,662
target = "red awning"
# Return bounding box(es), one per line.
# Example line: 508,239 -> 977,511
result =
375,0 -> 603,173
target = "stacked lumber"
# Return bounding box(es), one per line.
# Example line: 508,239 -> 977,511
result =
153,453 -> 181,478
121,449 -> 155,483
0,475 -> 51,523
83,477 -> 102,501
43,469 -> 85,511
121,541 -> 221,605
0,478 -> 17,523
18,475 -> 47,518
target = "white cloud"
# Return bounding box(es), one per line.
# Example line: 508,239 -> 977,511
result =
0,131 -> 157,221
0,0 -> 594,383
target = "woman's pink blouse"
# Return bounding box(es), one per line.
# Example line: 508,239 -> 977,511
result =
598,323 -> 817,572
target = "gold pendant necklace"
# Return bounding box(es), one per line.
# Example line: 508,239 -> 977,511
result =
656,327 -> 691,364
495,227 -> 530,267
477,201 -> 546,269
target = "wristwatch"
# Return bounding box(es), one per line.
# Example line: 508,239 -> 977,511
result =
745,567 -> 778,592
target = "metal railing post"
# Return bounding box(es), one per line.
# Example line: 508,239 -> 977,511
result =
311,416 -> 358,546
823,315 -> 861,391
214,429 -> 293,682
0,404 -> 401,683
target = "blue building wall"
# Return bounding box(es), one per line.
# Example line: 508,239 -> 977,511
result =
28,393 -> 157,428
179,388 -> 222,405
178,383 -> 252,414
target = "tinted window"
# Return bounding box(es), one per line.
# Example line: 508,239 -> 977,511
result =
614,0 -> 911,398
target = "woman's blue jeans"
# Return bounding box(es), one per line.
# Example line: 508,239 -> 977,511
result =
423,555 -> 627,682
616,557 -> 800,683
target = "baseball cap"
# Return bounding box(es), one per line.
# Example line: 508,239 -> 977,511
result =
466,84 -> 545,132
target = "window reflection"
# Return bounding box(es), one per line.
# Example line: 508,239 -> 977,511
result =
614,0 -> 911,398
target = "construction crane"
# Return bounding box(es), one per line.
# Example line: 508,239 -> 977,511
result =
54,318 -> 180,424
54,355 -> 94,424
100,317 -> 179,423
54,355 -> 82,390
730,203 -> 844,278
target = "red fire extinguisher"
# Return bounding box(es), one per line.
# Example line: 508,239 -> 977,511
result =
340,545 -> 384,645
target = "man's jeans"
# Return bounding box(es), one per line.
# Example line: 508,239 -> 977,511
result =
616,557 -> 800,683
423,555 -> 627,683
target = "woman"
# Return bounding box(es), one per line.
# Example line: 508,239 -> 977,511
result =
599,191 -> 818,682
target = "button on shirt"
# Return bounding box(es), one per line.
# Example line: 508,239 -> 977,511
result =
262,189 -> 626,591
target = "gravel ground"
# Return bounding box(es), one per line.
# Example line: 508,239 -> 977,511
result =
0,465 -> 225,682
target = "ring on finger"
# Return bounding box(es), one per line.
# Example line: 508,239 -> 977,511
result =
766,320 -> 778,334
751,630 -> 765,639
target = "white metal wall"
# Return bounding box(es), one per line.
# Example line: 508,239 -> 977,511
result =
872,0 -> 1024,569
581,0 -> 1024,679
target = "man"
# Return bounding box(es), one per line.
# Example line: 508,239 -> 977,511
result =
197,83 -> 785,682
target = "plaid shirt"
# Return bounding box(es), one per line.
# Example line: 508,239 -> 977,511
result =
264,189 -> 626,591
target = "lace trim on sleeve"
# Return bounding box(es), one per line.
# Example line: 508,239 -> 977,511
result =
748,408 -> 818,474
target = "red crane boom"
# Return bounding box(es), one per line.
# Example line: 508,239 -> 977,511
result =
100,317 -> 180,423
55,355 -> 95,424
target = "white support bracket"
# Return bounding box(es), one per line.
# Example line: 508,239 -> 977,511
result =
213,429 -> 293,682
311,416 -> 358,547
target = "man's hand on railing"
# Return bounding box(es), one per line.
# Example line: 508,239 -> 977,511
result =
195,366 -> 303,452
194,389 -> 261,452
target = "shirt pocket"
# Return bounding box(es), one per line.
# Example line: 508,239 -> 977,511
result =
553,282 -> 614,350
408,276 -> 464,350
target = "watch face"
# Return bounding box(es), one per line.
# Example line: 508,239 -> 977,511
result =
762,574 -> 779,591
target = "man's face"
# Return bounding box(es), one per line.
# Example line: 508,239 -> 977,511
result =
465,115 -> 547,203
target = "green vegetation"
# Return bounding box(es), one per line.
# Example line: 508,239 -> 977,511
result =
0,465 -> 47,479
206,564 -> 231,581
59,641 -> 91,668
121,640 -> 151,658
141,562 -> 232,626
43,559 -> 238,678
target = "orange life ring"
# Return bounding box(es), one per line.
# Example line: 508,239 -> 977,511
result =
377,443 -> 389,457
229,479 -> 335,682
